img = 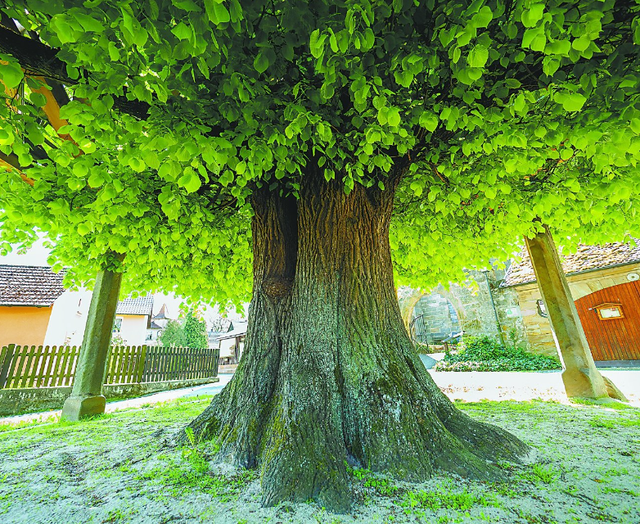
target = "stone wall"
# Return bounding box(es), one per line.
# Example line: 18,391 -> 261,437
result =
411,293 -> 460,344
0,376 -> 219,417
399,266 -> 529,348
508,262 -> 640,357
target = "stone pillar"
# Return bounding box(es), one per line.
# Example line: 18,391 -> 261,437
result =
524,224 -> 625,400
398,288 -> 423,335
61,267 -> 123,420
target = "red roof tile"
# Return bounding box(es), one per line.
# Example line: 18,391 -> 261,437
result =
502,242 -> 640,287
0,265 -> 66,306
116,295 -> 154,316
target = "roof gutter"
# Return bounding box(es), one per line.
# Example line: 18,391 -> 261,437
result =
0,302 -> 52,307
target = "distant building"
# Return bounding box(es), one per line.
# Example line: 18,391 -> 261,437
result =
0,265 -> 66,348
0,264 -> 154,348
501,242 -> 640,362
400,241 -> 640,364
146,303 -> 172,345
213,321 -> 247,364
112,296 -> 155,346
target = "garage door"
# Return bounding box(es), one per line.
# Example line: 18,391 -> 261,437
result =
575,281 -> 640,361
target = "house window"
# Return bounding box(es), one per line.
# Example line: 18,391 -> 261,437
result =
113,318 -> 123,332
594,304 -> 623,320
536,299 -> 548,318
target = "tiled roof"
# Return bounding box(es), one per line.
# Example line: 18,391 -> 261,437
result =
153,303 -> 169,320
502,242 -> 640,287
116,295 -> 154,316
0,265 -> 66,306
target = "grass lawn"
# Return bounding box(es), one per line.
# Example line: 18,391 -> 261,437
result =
0,397 -> 638,523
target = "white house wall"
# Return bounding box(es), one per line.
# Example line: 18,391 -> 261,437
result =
218,338 -> 237,359
44,290 -> 150,347
116,315 -> 149,346
43,289 -> 92,346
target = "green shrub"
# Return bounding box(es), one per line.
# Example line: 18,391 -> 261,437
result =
434,336 -> 561,372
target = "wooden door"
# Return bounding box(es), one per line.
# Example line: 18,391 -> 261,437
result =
575,281 -> 640,361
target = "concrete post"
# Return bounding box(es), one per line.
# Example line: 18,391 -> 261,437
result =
61,267 -> 123,420
524,224 -> 625,400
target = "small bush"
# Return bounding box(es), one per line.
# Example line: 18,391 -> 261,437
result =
434,336 -> 561,372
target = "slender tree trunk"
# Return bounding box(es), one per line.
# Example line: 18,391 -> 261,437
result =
524,224 -> 626,401
181,170 -> 529,511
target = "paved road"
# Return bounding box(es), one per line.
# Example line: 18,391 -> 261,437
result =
181,374 -> 234,397
2,366 -> 638,426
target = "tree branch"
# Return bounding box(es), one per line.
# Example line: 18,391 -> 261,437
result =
0,24 -> 150,120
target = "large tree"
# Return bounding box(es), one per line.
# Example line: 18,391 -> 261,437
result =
1,0 -> 640,511
160,309 -> 209,347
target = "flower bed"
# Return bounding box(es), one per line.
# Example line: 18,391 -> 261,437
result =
434,336 -> 562,372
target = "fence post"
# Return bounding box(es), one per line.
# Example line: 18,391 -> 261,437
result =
0,344 -> 15,389
135,345 -> 148,384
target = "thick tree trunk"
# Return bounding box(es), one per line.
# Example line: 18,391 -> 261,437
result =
181,171 -> 529,511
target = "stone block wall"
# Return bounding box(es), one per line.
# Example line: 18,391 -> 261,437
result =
399,267 -> 529,349
0,376 -> 219,417
411,293 -> 460,343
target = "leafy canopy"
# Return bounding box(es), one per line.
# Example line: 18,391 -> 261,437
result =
0,0 -> 639,299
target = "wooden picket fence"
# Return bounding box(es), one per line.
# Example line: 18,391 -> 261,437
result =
0,344 -> 219,389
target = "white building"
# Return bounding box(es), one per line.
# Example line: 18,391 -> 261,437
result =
214,321 -> 247,364
42,289 -> 154,347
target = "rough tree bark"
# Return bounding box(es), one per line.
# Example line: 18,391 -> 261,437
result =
181,169 -> 530,511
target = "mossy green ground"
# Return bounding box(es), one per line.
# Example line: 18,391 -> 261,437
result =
0,397 -> 638,523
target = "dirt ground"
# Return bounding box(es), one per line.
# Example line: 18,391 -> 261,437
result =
1,392 -> 638,524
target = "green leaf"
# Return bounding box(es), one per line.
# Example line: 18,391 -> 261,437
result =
88,172 -> 105,188
542,56 -> 560,76
0,61 -> 24,89
178,170 -> 202,193
521,4 -> 545,28
467,45 -> 488,68
73,12 -> 104,32
172,22 -> 192,41
572,35 -> 591,52
555,91 -> 587,112
77,223 -> 91,236
419,112 -> 438,132
329,32 -> 338,53
108,42 -> 120,61
545,39 -> 571,56
172,0 -> 200,11
254,50 -> 270,73
206,1 -> 230,24
471,6 -> 493,29
310,29 -> 326,59
73,162 -> 88,177
387,108 -> 401,127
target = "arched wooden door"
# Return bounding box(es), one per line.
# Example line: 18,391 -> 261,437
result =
575,281 -> 640,361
